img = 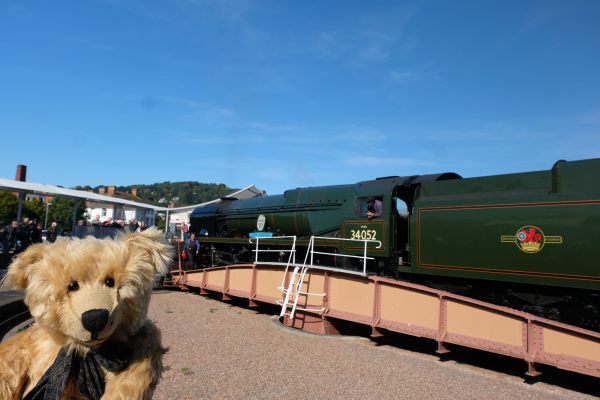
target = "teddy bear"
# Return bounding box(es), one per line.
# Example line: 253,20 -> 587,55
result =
0,227 -> 174,400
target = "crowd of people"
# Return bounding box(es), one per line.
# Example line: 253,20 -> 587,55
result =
88,215 -> 149,232
0,218 -> 53,255
0,216 -> 152,255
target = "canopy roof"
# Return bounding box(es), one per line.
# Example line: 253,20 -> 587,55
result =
164,185 -> 265,213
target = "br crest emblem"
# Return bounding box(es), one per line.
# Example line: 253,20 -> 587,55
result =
500,225 -> 563,253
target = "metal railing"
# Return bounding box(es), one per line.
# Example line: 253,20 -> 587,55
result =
248,235 -> 383,319
279,236 -> 381,319
249,236 -> 297,291
70,225 -> 126,239
247,235 -> 382,319
306,236 -> 382,276
249,235 -> 383,277
249,235 -> 297,265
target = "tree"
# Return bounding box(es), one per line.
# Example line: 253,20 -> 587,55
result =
0,193 -> 46,223
0,192 -> 18,223
110,181 -> 239,207
24,198 -> 46,221
47,198 -> 87,232
155,215 -> 165,231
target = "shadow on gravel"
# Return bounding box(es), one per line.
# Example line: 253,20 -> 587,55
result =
353,326 -> 600,398
440,343 -> 600,397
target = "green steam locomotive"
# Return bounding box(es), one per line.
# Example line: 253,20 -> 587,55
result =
190,158 -> 600,330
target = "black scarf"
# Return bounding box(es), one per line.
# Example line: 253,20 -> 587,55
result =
23,341 -> 130,400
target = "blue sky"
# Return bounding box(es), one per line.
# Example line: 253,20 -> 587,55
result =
1,0 -> 599,195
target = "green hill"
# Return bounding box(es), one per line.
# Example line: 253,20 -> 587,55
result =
77,182 -> 239,207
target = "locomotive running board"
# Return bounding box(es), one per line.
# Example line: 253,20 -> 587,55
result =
167,264 -> 600,379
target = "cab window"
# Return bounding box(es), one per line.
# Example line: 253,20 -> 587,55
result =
358,197 -> 383,218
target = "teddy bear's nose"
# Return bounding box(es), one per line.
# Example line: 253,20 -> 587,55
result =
81,309 -> 109,333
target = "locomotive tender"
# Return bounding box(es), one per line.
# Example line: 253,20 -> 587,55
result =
190,158 -> 600,330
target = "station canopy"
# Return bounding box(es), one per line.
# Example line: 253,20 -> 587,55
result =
163,184 -> 265,212
0,178 -> 265,213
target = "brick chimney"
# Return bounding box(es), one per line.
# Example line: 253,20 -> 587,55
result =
98,186 -> 105,195
15,164 -> 27,182
108,186 -> 116,196
131,187 -> 138,197
15,165 -> 27,219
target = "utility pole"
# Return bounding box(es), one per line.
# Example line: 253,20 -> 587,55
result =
44,201 -> 52,229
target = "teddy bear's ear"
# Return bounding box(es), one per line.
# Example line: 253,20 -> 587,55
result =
4,243 -> 47,289
125,227 -> 174,275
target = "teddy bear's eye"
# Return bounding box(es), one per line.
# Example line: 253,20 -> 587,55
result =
68,281 -> 79,292
105,278 -> 115,288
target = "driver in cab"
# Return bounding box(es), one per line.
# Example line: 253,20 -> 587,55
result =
367,198 -> 383,219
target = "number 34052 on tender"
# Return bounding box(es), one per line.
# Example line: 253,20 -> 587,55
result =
350,229 -> 377,240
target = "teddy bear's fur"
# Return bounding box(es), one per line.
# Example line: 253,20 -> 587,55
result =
0,228 -> 174,400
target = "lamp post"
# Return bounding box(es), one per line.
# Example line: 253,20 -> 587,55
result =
44,202 -> 52,230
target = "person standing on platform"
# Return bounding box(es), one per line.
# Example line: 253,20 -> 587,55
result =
183,233 -> 201,269
180,221 -> 189,241
129,218 -> 139,233
31,222 -> 43,244
47,222 -> 58,243
7,221 -> 18,251
0,223 -> 8,254
16,218 -> 32,252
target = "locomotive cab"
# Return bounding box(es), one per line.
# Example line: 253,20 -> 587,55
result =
353,173 -> 461,271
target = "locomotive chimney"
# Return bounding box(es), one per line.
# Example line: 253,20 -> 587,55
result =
108,186 -> 116,196
98,186 -> 106,195
131,187 -> 138,197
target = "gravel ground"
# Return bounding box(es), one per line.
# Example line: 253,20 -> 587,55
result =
149,291 -> 597,400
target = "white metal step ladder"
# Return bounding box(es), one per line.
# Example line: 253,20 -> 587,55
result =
279,237 -> 325,319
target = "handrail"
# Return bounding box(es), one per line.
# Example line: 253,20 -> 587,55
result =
250,234 -> 383,321
249,236 -> 297,291
250,235 -> 383,277
307,236 -> 382,276
248,235 -> 297,264
283,235 -> 381,319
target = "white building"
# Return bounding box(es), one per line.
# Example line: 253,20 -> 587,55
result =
85,186 -> 155,226
0,178 -> 161,229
